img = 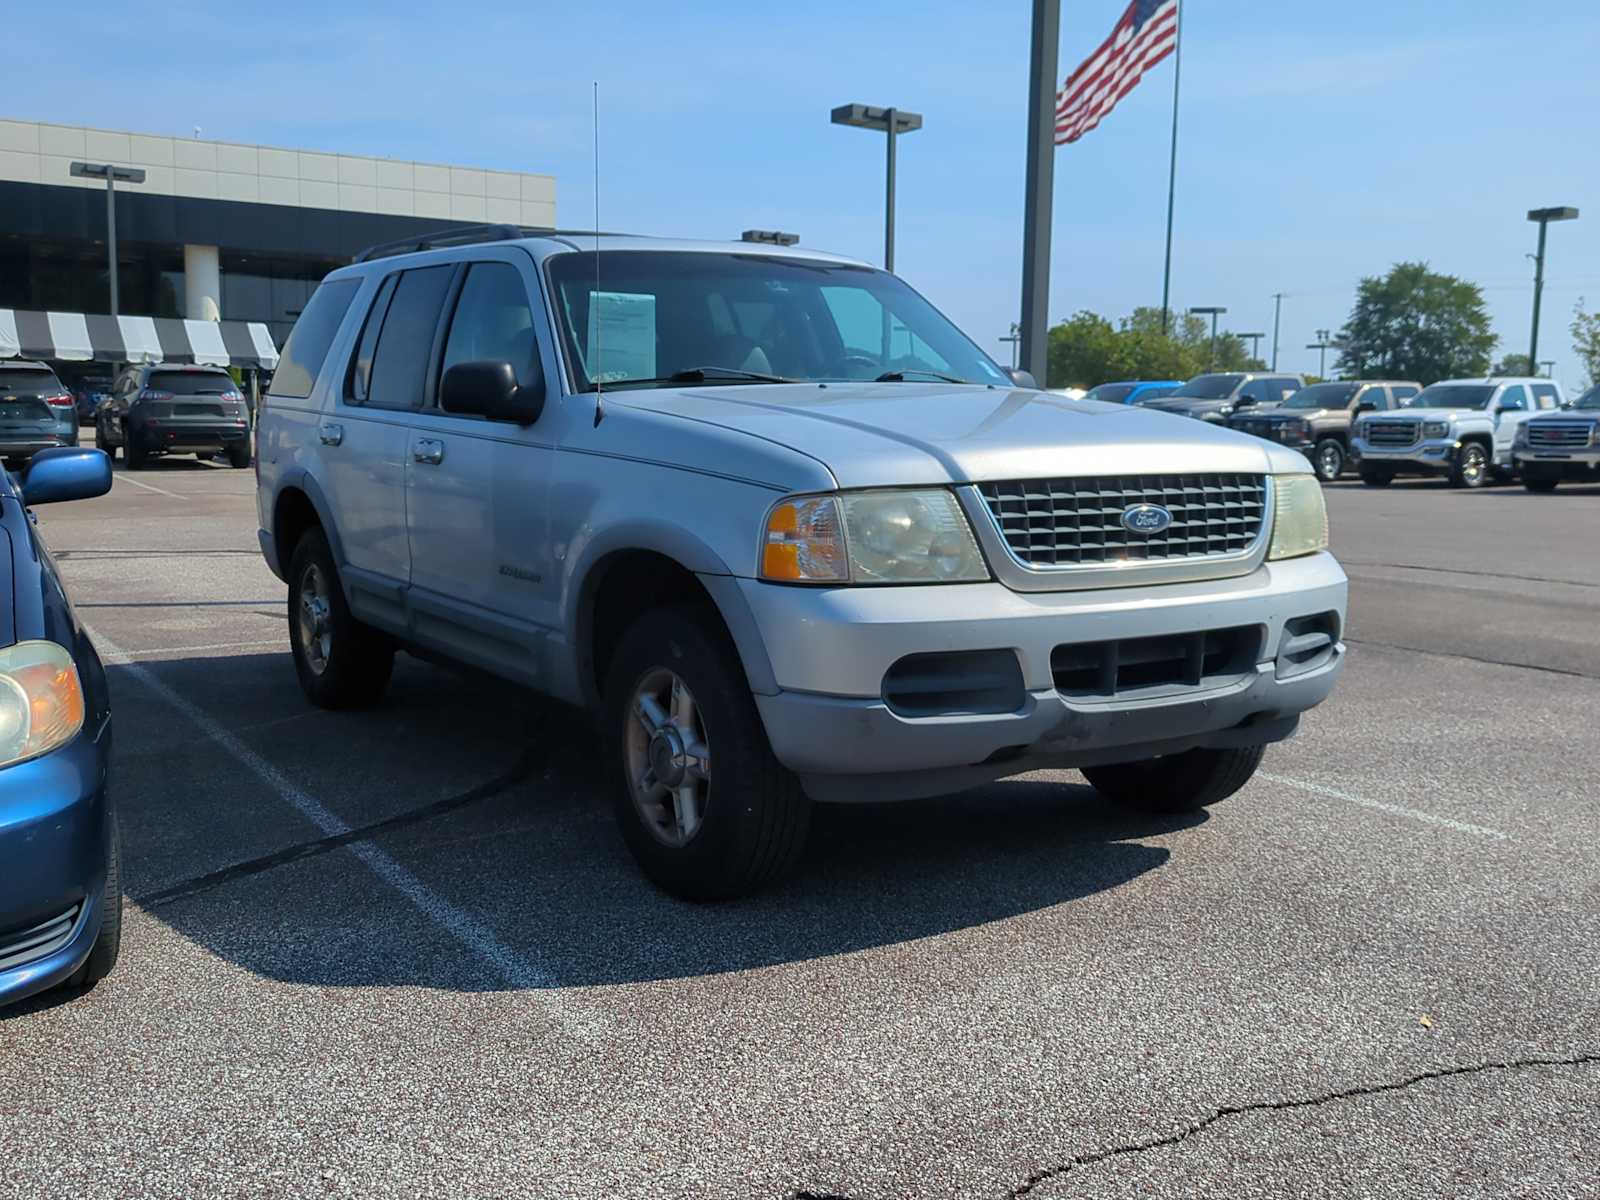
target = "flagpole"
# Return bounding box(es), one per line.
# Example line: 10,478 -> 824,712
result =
1158,0 -> 1183,335
1019,0 -> 1061,387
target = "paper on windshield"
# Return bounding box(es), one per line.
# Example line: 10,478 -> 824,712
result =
585,291 -> 656,384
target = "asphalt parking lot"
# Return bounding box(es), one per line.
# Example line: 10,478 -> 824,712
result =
3,448 -> 1598,1199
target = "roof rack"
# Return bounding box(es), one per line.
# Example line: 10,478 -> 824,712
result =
353,224 -> 638,263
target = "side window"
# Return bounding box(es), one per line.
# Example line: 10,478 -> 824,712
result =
439,263 -> 540,398
365,266 -> 455,412
270,277 -> 361,399
1497,385 -> 1528,412
1391,385 -> 1419,406
1268,377 -> 1300,403
1237,379 -> 1271,403
1530,383 -> 1559,410
1358,385 -> 1390,411
346,274 -> 399,404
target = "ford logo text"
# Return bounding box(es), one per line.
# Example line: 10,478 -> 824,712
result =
1120,503 -> 1173,535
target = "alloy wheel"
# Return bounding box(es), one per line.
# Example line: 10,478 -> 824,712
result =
624,668 -> 711,847
296,562 -> 333,676
1316,441 -> 1344,481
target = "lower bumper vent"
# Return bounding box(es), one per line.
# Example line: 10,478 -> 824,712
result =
1052,626 -> 1260,698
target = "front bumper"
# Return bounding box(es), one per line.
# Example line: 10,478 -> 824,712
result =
0,723 -> 112,1007
1349,435 -> 1460,474
1515,447 -> 1600,478
739,552 -> 1347,802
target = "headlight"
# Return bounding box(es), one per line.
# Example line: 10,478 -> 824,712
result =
1284,419 -> 1309,437
761,489 -> 989,584
1268,474 -> 1328,561
0,641 -> 86,769
1514,424 -> 1531,447
1423,420 -> 1450,438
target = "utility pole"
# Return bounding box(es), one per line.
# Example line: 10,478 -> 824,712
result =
1019,0 -> 1061,385
1307,329 -> 1334,378
999,322 -> 1022,369
1270,292 -> 1284,370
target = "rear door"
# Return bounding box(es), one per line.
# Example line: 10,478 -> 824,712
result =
319,267 -> 454,626
401,251 -> 556,686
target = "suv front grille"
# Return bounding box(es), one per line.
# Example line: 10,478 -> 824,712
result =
1527,421 -> 1594,449
977,474 -> 1267,567
0,903 -> 81,972
1366,420 -> 1419,447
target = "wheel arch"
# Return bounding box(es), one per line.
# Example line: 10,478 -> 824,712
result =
271,471 -> 345,581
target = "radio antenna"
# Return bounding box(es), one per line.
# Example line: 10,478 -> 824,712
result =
592,80 -> 605,427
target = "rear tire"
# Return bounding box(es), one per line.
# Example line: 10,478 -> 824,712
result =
1359,466 -> 1394,487
1312,437 -> 1345,482
227,439 -> 252,469
124,437 -> 147,470
287,528 -> 394,709
1083,744 -> 1266,814
97,419 -> 119,463
603,605 -> 811,900
69,813 -> 122,991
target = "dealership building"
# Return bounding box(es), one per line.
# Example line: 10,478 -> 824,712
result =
0,118 -> 557,379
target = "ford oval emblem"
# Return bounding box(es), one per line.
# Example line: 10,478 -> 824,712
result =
1121,503 -> 1173,535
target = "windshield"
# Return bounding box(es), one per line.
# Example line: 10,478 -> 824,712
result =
0,368 -> 60,394
1172,373 -> 1244,399
1280,382 -> 1358,410
151,370 -> 235,395
546,251 -> 1010,392
1407,384 -> 1495,409
1085,383 -> 1135,404
1573,385 -> 1600,410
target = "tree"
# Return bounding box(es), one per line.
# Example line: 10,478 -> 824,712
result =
1046,311 -> 1127,389
1334,262 -> 1495,383
1572,300 -> 1600,386
1493,353 -> 1533,377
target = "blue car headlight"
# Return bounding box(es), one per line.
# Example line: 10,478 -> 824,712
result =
0,642 -> 86,769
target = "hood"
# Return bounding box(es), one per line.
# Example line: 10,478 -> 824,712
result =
1141,396 -> 1276,415
1245,408 -> 1325,423
1373,408 -> 1481,421
615,382 -> 1290,488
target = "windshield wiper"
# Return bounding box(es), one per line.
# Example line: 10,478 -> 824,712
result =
587,365 -> 793,392
874,368 -> 970,384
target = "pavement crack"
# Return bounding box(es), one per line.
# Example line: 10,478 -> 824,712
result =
1345,636 -> 1597,681
134,722 -> 544,910
1003,1052 -> 1600,1198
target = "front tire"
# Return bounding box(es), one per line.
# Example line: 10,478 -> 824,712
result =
124,436 -> 147,470
1083,744 -> 1266,814
604,606 -> 811,900
69,813 -> 122,991
1523,472 -> 1559,493
1312,437 -> 1345,482
287,528 -> 394,709
1450,441 -> 1489,488
1359,466 -> 1394,487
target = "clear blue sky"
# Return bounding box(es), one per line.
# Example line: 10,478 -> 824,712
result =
16,0 -> 1600,386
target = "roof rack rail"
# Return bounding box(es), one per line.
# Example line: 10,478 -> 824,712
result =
353,225 -> 642,263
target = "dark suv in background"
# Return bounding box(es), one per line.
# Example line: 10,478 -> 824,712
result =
96,365 -> 252,469
0,361 -> 80,468
1228,379 -> 1421,481
1137,372 -> 1305,424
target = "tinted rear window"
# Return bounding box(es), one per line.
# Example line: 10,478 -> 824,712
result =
367,266 -> 455,411
0,368 -> 62,393
150,371 -> 234,395
271,277 -> 361,399
1087,383 -> 1135,404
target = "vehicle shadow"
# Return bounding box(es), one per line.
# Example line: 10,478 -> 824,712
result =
107,653 -> 1192,992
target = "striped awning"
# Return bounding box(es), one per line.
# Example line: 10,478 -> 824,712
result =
0,309 -> 279,369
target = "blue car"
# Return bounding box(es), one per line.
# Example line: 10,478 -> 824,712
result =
0,447 -> 117,1008
1082,380 -> 1184,405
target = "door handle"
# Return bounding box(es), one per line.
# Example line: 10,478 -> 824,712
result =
412,438 -> 445,465
318,422 -> 344,447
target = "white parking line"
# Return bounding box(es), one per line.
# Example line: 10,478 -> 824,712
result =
113,473 -> 188,500
89,626 -> 582,1000
119,638 -> 290,658
1261,771 -> 1509,840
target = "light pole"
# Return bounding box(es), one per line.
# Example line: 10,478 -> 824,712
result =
1539,359 -> 1555,377
831,104 -> 924,274
999,322 -> 1021,370
1271,292 -> 1285,369
1188,306 -> 1226,369
1306,329 -> 1335,378
1527,206 -> 1579,374
1236,331 -> 1265,365
70,161 -> 147,317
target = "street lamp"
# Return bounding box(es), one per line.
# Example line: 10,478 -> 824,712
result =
830,103 -> 923,273
70,161 -> 147,318
1188,306 -> 1227,368
1236,331 -> 1265,364
1527,206 -> 1579,374
1306,328 -> 1336,379
999,322 -> 1021,370
1539,360 -> 1555,378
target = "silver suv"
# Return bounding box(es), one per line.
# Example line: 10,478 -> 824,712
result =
255,226 -> 1348,898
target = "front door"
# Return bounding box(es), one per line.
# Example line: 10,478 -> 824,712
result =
403,254 -> 557,686
1490,384 -> 1532,462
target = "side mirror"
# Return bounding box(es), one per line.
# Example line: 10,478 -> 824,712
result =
1354,400 -> 1376,414
21,447 -> 113,506
1560,400 -> 1574,410
440,360 -> 545,425
1007,368 -> 1038,390
1233,396 -> 1258,409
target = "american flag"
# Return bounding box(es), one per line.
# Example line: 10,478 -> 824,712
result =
1055,0 -> 1179,145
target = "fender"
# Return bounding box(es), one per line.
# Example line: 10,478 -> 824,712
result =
269,468 -> 347,578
